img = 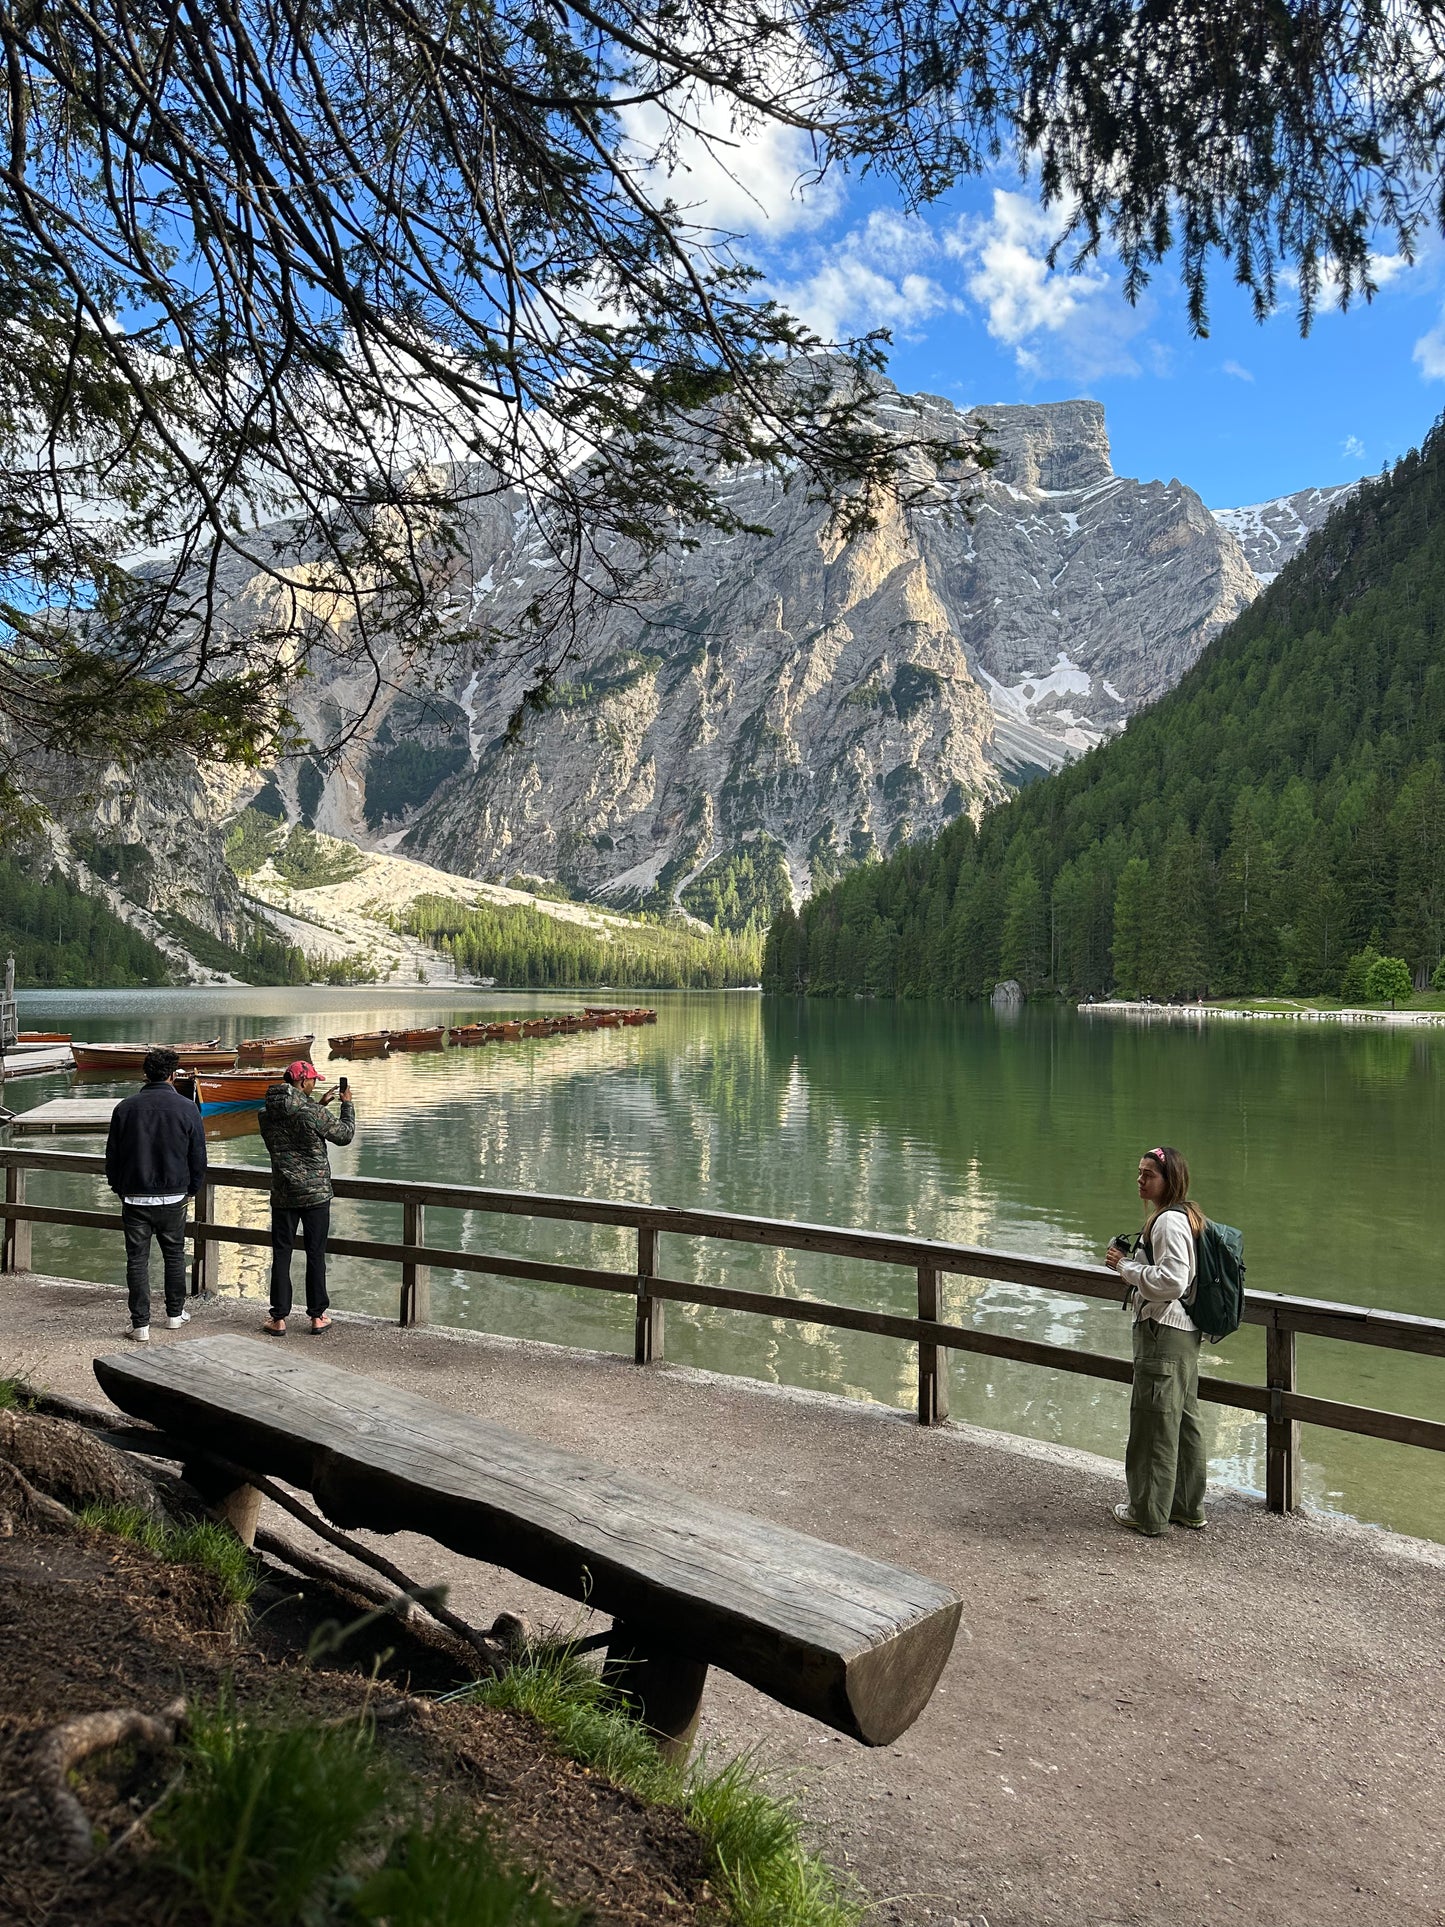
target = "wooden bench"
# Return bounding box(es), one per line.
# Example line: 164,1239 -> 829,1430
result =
95,1335 -> 962,1755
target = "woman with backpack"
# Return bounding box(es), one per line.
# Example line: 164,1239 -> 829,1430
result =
1103,1144 -> 1209,1536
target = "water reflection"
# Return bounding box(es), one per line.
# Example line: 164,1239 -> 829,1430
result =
6,986 -> 1444,1541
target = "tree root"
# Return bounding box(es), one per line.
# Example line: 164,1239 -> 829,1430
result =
0,1459 -> 76,1537
31,1699 -> 186,1864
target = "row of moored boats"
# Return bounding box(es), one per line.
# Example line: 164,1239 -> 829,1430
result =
20,1011 -> 656,1115
328,1007 -> 657,1055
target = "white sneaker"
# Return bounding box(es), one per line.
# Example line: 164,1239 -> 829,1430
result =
128,1325 -> 151,1342
165,1310 -> 191,1329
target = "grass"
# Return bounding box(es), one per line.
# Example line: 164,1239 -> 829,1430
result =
0,1376 -> 33,1411
77,1503 -> 260,1608
152,1702 -> 576,1927
473,1648 -> 863,1927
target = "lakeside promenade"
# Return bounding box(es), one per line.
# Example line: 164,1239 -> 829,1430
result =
4,1270 -> 1443,1927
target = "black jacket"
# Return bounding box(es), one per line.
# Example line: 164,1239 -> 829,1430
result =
105,1081 -> 208,1198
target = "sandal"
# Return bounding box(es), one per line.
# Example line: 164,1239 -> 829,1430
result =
262,1317 -> 286,1336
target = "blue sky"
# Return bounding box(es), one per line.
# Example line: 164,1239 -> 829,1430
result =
656,114 -> 1445,510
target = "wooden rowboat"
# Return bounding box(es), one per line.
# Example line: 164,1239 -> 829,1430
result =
388,1026 -> 446,1050
448,1024 -> 491,1045
236,1032 -> 315,1064
72,1039 -> 235,1072
192,1068 -> 279,1114
328,1031 -> 391,1056
17,1031 -> 70,1044
521,1019 -> 548,1037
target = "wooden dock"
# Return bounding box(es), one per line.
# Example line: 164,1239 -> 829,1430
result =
8,1098 -> 117,1134
0,1046 -> 74,1080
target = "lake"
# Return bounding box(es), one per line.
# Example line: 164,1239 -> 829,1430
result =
7,987 -> 1444,1540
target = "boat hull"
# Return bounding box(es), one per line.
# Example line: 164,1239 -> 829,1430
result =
388,1028 -> 446,1050
192,1069 -> 278,1115
236,1033 -> 315,1064
72,1041 -> 235,1072
328,1033 -> 391,1056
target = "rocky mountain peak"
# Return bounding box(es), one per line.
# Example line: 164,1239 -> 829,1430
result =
968,399 -> 1113,493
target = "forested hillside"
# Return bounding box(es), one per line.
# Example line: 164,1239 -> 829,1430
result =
405,896 -> 762,989
765,416 -> 1445,1000
0,858 -> 170,987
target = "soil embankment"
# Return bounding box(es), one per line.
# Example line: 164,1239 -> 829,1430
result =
5,1272 -> 1445,1927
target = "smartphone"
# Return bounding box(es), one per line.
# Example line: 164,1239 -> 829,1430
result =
339,1076 -> 349,1096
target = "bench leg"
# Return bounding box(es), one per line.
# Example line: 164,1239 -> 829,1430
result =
602,1622 -> 708,1765
184,1459 -> 262,1549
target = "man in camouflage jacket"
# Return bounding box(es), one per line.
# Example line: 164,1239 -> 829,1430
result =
258,1060 -> 355,1334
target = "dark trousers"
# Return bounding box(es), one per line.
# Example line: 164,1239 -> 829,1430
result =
270,1203 -> 331,1320
122,1201 -> 189,1329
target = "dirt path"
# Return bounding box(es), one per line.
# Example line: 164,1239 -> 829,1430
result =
5,1273 -> 1443,1927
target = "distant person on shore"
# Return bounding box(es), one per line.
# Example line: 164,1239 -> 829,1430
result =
258,1060 -> 355,1336
105,1046 -> 208,1342
1103,1145 -> 1207,1536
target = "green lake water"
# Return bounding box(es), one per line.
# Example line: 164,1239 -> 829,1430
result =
8,987 -> 1444,1541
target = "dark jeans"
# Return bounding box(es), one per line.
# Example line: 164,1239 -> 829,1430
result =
270,1203 -> 331,1320
122,1201 -> 189,1329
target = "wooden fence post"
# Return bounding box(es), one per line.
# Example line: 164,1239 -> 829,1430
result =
190,1180 -> 218,1297
917,1264 -> 949,1425
2,1165 -> 30,1275
634,1225 -> 663,1363
1265,1316 -> 1300,1514
401,1199 -> 430,1326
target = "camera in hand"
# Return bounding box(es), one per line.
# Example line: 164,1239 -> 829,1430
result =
1109,1232 -> 1134,1255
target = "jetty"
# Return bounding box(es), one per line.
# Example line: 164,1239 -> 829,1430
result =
8,1098 -> 118,1134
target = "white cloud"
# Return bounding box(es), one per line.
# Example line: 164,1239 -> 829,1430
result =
1222,359 -> 1254,382
945,191 -> 1148,380
618,89 -> 842,238
770,212 -> 955,341
1415,316 -> 1445,379
1341,434 -> 1367,462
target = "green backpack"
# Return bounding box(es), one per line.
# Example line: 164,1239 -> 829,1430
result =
1145,1209 -> 1247,1342
1188,1218 -> 1247,1343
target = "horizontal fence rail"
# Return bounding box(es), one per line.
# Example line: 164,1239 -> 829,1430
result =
3,1145 -> 1443,1515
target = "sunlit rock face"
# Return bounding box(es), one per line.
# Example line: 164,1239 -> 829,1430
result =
400,388 -> 1258,902
195,384 -> 1263,906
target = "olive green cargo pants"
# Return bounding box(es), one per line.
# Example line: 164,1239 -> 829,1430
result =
1126,1318 -> 1207,1535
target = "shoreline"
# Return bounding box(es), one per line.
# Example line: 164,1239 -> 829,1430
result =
1079,998 -> 1445,1027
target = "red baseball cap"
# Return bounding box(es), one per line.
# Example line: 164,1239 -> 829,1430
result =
287,1060 -> 317,1081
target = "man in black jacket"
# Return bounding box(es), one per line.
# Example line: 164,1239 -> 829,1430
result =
105,1046 -> 208,1341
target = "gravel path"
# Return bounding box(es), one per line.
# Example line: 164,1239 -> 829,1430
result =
5,1273 -> 1443,1927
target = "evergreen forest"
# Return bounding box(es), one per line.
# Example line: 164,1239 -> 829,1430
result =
765,415 -> 1445,1001
404,895 -> 762,989
0,857 -> 171,987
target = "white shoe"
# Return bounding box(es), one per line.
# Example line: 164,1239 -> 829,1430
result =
165,1310 -> 191,1329
128,1325 -> 151,1342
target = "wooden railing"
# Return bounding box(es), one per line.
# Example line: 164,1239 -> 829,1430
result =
4,1143 -> 1444,1514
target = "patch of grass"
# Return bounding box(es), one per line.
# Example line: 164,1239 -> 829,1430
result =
78,1504 -> 259,1608
472,1649 -> 863,1927
154,1703 -> 394,1925
352,1813 -> 576,1927
152,1707 -> 575,1927
0,1376 -> 33,1410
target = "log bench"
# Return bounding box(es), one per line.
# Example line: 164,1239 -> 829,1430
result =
94,1335 -> 962,1756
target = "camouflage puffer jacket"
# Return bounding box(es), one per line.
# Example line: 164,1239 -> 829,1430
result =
258,1082 -> 355,1209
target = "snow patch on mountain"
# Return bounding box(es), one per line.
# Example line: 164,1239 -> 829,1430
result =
1213,482 -> 1361,584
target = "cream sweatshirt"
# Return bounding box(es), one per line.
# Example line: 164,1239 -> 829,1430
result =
1118,1208 -> 1197,1331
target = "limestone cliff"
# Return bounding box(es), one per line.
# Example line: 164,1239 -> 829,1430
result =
401,390 -> 1259,900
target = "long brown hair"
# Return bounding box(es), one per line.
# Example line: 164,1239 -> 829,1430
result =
1144,1145 -> 1205,1237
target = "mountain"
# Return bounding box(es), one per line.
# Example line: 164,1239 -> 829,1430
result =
765,417 -> 1445,1001
1213,483 -> 1361,584
277,388 -> 1258,910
